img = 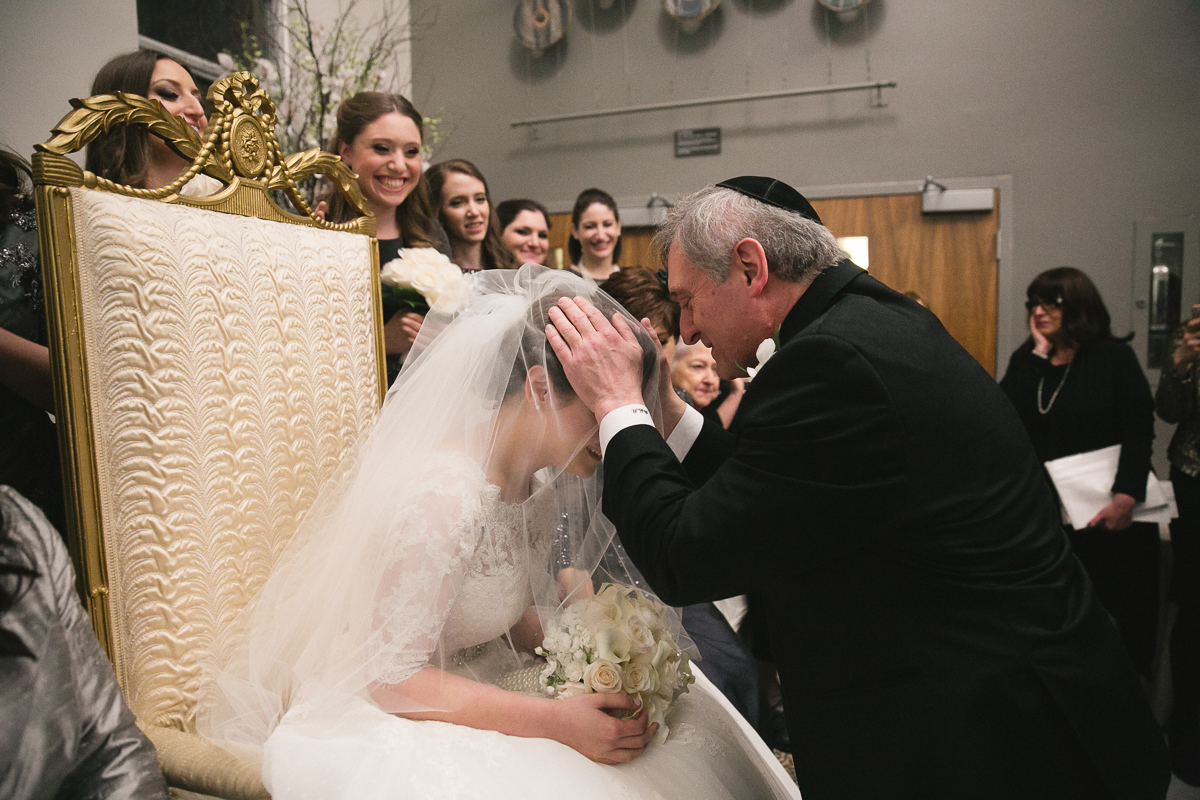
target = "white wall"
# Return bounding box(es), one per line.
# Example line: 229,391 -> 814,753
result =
0,0 -> 139,162
0,0 -> 414,162
411,0 -> 1200,377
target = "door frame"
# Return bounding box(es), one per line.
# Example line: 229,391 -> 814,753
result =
798,175 -> 1015,375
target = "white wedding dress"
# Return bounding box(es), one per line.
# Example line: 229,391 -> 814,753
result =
258,452 -> 799,800
199,266 -> 799,800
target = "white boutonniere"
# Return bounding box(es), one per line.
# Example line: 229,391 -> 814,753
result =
745,329 -> 781,379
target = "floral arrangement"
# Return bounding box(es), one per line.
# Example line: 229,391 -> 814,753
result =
379,248 -> 471,316
535,583 -> 694,743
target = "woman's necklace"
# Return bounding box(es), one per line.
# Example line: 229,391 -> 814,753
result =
1037,361 -> 1072,414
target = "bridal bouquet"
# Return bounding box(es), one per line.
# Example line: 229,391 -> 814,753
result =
535,583 -> 694,743
379,248 -> 471,316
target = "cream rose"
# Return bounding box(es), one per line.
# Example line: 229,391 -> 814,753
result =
583,659 -> 624,693
379,258 -> 415,287
581,595 -> 622,629
622,655 -> 660,694
624,614 -> 656,651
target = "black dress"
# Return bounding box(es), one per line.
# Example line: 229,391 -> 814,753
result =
377,224 -> 454,386
1000,338 -> 1159,678
0,204 -> 65,534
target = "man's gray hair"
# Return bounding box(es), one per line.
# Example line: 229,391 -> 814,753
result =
653,185 -> 846,285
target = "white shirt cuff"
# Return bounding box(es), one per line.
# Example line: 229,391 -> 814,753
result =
599,404 -> 656,457
666,404 -> 704,461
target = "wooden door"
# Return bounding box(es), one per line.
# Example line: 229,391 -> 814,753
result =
546,213 -> 662,273
551,193 -> 999,373
810,193 -> 999,374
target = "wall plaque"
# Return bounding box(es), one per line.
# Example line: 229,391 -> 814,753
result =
674,127 -> 721,157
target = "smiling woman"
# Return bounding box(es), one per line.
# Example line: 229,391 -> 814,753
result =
324,92 -> 451,381
568,188 -> 623,282
426,159 -> 514,272
497,199 -> 551,267
85,50 -> 211,191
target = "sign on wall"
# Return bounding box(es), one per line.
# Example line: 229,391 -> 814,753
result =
674,127 -> 721,157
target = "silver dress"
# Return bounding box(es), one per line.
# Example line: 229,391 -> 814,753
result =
0,486 -> 167,799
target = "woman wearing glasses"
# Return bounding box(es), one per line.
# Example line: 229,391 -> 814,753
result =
1000,267 -> 1159,681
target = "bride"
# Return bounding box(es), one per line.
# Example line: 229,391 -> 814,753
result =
198,265 -> 799,799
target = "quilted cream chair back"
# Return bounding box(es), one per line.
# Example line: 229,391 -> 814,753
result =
33,73 -> 384,798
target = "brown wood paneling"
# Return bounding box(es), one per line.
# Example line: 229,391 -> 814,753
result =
810,192 -> 999,374
546,212 -> 662,273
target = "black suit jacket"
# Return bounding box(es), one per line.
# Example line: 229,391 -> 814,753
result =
604,261 -> 1168,799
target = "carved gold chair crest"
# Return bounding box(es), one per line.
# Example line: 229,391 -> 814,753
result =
33,73 -> 386,799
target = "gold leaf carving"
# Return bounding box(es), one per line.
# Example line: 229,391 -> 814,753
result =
33,72 -> 369,230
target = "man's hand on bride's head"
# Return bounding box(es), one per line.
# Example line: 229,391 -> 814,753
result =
550,692 -> 658,765
546,297 -> 646,422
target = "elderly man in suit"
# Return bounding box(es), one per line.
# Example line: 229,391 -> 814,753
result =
545,177 -> 1170,800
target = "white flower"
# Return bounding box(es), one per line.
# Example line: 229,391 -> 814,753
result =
380,249 -> 470,314
746,337 -> 776,379
624,614 -> 656,651
649,639 -> 673,671
555,682 -> 592,699
644,693 -> 672,744
583,659 -> 624,693
595,628 -> 632,665
563,659 -> 585,684
622,655 -> 660,694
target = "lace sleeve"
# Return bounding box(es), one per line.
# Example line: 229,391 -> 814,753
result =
368,454 -> 486,687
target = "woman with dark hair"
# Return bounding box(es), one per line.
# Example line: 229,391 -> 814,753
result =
497,199 -> 550,267
0,149 -> 65,534
86,50 -> 213,193
324,92 -> 452,382
1,486 -> 168,798
568,188 -> 622,282
425,159 -> 513,272
1000,266 -> 1159,679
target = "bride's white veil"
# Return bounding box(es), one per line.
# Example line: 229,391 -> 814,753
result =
197,265 -> 676,753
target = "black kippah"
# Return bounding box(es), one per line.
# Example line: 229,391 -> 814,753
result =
715,176 -> 822,226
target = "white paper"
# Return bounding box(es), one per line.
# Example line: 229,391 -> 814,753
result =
1043,444 -> 1175,528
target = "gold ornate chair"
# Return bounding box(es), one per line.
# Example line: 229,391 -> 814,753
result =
32,73 -> 385,799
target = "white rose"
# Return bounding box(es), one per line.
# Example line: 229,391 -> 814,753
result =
622,656 -> 660,694
431,272 -> 471,313
408,262 -> 450,299
398,247 -> 454,272
581,594 -> 622,629
624,614 -> 656,651
379,257 -> 415,288
583,659 -> 624,694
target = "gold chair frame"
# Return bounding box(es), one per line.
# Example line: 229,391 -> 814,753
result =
32,72 -> 387,799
